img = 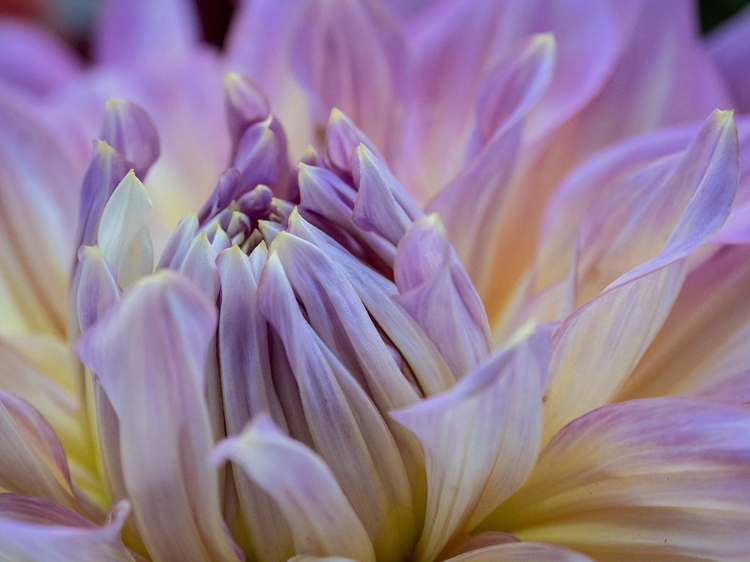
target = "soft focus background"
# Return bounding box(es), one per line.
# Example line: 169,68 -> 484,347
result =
0,0 -> 748,54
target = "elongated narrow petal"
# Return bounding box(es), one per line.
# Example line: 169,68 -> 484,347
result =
618,244 -> 750,401
0,20 -> 80,96
426,34 -> 554,299
233,118 -> 287,195
352,145 -> 423,246
287,211 -> 454,396
75,246 -> 121,332
394,215 -> 492,377
488,398 -> 750,560
77,272 -> 240,562
324,109 -> 382,176
258,252 -> 415,562
542,111 -> 739,441
289,0 -> 407,157
0,97 -> 79,334
94,0 -> 200,64
99,99 -> 160,179
158,212 -> 199,269
392,324 -> 550,562
97,171 -> 154,289
444,543 -> 593,562
0,495 -> 133,562
212,415 -> 375,562
398,0 -> 616,197
217,245 -> 292,562
224,73 -> 271,148
0,392 -> 79,511
708,6 -> 750,113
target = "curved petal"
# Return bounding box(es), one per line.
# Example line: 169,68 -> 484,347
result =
76,272 -> 240,562
0,96 -> 80,335
0,495 -> 133,562
392,324 -> 550,562
212,415 -> 375,562
444,542 -> 592,562
99,99 -> 160,179
486,398 -> 750,561
707,4 -> 750,113
94,0 -> 200,64
541,110 -> 739,442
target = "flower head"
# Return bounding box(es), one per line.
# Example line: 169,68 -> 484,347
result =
1,1 -> 750,561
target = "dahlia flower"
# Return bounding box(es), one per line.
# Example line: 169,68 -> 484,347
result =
1,1 -> 750,561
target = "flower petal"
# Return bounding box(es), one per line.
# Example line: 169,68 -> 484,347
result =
212,415 -> 375,562
708,5 -> 750,113
97,171 -> 154,289
542,111 -> 739,441
94,0 -> 200,64
394,215 -> 492,378
287,211 -> 454,396
0,495 -> 133,562
0,96 -> 80,334
444,542 -> 593,562
258,251 -> 415,562
216,244 -> 292,562
0,19 -> 80,96
0,392 -> 79,511
76,272 -> 240,562
487,398 -> 750,560
392,323 -> 550,562
618,244 -> 750,401
99,99 -> 160,179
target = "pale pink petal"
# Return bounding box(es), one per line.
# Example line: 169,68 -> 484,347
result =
707,5 -> 750,113
444,542 -> 592,562
0,495 -> 133,562
212,415 -> 375,562
0,96 -> 80,334
392,324 -> 550,562
217,244 -> 292,562
76,272 -> 240,562
0,392 -> 79,510
488,399 -> 750,561
0,19 -> 81,96
257,252 -> 415,561
94,0 -> 200,64
394,215 -> 492,378
397,0 -> 616,198
542,111 -> 739,441
289,0 -> 408,158
426,34 -> 554,307
618,244 -> 750,401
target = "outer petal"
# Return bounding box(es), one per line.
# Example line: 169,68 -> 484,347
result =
0,495 -> 133,562
0,392 -> 79,511
618,244 -> 750,401
444,543 -> 593,562
212,415 -> 375,562
76,272 -> 240,562
289,0 -> 408,157
397,0 -> 616,198
94,0 -> 200,64
0,96 -> 79,334
0,19 -> 80,97
541,111 -> 739,441
392,324 -> 551,562
707,5 -> 750,114
486,398 -> 750,561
